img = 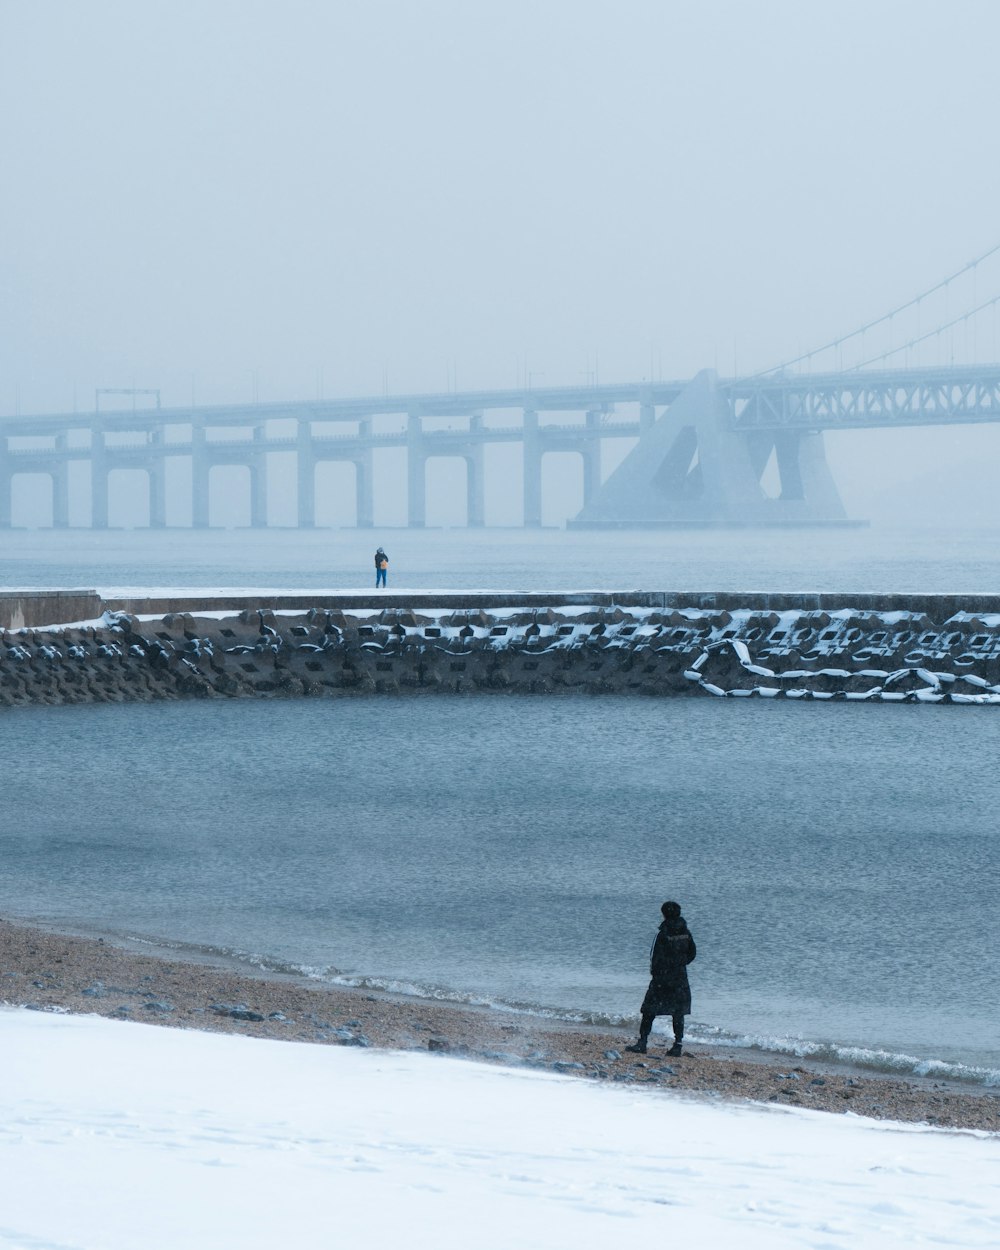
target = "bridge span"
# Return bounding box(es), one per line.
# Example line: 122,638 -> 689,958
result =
2,363 -> 999,529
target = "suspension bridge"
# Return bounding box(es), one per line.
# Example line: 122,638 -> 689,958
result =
4,246 -> 1000,529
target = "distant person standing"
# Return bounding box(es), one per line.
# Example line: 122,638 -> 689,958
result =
374,546 -> 389,588
625,900 -> 696,1057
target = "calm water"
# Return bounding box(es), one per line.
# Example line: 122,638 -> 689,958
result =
1,696 -> 997,1081
1,526 -> 998,1082
2,521 -> 1000,594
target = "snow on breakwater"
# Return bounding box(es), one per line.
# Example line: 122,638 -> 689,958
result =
4,590 -> 1000,704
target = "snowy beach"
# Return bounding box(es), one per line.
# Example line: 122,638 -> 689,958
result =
2,998 -> 998,1250
2,918 -> 997,1133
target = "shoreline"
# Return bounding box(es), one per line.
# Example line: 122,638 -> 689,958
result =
2,916 -> 997,1133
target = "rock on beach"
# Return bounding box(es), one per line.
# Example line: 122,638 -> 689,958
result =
0,916 -> 996,1133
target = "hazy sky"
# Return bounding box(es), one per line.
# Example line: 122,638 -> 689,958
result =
3,1 -> 1000,524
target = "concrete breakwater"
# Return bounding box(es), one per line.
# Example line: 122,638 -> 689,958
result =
3,591 -> 1000,706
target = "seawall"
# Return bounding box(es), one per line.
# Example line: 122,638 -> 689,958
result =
2,589 -> 1000,706
9,588 -> 1000,629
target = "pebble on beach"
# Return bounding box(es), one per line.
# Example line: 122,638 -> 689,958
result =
0,916 -> 996,1134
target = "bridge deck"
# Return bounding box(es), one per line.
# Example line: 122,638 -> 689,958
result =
5,363 -> 1000,434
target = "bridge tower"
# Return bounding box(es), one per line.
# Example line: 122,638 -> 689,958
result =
571,370 -> 849,528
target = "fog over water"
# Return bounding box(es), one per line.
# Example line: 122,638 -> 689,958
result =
4,2 -> 1000,528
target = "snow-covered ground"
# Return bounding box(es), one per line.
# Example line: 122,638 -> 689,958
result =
1,1009 -> 996,1249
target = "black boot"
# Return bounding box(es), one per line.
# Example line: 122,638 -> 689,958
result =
667,1041 -> 683,1057
626,1012 -> 654,1055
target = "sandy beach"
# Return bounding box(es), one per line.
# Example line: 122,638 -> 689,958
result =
1,915 -> 996,1133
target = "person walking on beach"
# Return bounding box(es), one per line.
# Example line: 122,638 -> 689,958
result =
625,900 -> 696,1057
374,546 -> 389,589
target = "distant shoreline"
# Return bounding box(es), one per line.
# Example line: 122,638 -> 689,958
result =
2,915 -> 996,1134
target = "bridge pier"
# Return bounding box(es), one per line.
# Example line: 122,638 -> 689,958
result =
250,428 -> 268,528
407,413 -> 426,528
148,465 -> 167,529
466,413 -> 485,527
91,430 -> 168,529
523,409 -> 542,527
192,426 -> 210,529
0,438 -> 10,529
149,434 -> 167,529
772,432 -> 804,499
354,458 -> 374,528
91,431 -> 109,529
785,431 -> 847,516
356,418 -> 374,528
582,412 -> 603,506
297,421 -> 315,528
52,434 -> 70,529
572,371 -> 849,528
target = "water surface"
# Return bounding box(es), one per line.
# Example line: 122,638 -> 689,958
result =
3,522 -> 1000,595
2,696 -> 996,1081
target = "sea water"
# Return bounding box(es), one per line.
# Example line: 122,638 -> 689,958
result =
0,525 -> 998,1083
1,695 -> 996,1083
2,520 -> 1000,594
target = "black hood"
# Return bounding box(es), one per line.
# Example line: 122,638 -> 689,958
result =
659,916 -> 688,936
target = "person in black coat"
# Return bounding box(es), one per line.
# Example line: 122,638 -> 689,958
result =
625,900 -> 696,1057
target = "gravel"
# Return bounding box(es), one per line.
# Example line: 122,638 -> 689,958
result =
1,916 -> 996,1133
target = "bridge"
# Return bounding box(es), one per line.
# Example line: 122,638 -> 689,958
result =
6,241 -> 1000,529
2,362 -> 1000,529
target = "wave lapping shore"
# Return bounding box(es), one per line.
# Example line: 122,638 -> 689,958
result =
4,598 -> 1000,705
2,918 -> 997,1132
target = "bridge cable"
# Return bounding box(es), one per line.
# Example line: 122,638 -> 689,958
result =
752,240 -> 1000,377
847,292 -> 1000,371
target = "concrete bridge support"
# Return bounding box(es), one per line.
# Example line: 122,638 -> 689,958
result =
250,428 -> 268,529
523,409 -> 542,528
356,418 -> 374,528
192,426 -> 209,529
778,431 -> 847,515
354,457 -> 374,528
149,436 -> 167,529
91,431 -> 109,530
92,431 -> 167,529
572,371 -> 848,528
297,421 -> 315,528
582,412 -> 603,506
407,413 -> 426,528
0,440 -> 10,530
466,413 -> 485,527
52,434 -> 70,529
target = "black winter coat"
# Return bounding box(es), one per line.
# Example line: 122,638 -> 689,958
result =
640,917 -> 696,1017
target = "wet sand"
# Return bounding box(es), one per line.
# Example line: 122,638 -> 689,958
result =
2,916 -> 996,1133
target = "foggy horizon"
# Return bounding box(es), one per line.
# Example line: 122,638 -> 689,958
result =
4,0 -> 1000,527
